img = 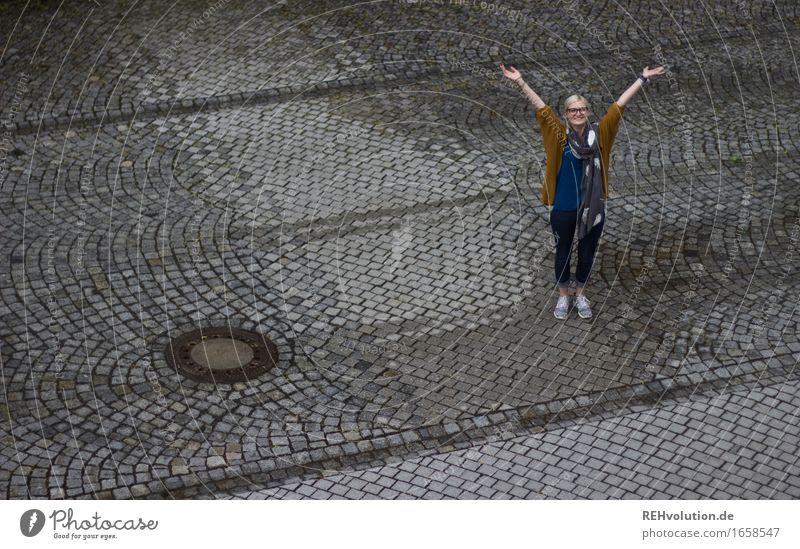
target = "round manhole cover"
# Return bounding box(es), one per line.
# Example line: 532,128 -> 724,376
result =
166,327 -> 278,383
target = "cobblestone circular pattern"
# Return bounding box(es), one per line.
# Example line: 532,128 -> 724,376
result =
166,327 -> 279,384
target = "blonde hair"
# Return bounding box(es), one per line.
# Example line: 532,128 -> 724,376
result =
563,94 -> 591,113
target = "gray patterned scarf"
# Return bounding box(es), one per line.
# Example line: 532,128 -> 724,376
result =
566,122 -> 604,240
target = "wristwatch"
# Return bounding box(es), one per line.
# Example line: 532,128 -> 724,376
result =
638,74 -> 649,84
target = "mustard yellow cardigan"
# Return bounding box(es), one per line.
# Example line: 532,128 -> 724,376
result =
534,103 -> 625,205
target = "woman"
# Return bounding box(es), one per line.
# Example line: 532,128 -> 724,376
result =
501,64 -> 665,319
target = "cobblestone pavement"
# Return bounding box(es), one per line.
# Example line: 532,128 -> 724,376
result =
226,374 -> 800,499
1,0 -> 798,499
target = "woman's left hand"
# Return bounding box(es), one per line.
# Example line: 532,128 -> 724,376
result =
617,65 -> 667,106
642,66 -> 666,79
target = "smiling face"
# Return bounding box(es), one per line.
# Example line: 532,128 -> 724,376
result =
564,95 -> 591,133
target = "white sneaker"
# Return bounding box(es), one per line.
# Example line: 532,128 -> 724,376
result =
553,296 -> 570,320
575,295 -> 592,319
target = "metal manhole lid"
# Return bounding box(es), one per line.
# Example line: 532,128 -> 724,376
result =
165,327 -> 278,384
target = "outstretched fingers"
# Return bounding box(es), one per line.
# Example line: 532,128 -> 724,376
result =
643,65 -> 667,78
500,64 -> 521,81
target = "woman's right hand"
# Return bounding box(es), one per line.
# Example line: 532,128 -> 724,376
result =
503,65 -> 546,109
500,64 -> 521,82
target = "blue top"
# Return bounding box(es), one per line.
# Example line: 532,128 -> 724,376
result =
552,141 -> 583,212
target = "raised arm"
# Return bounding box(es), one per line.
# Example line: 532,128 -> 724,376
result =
616,66 -> 666,107
501,64 -> 546,110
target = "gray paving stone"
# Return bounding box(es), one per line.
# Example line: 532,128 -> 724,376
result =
2,0 -> 799,503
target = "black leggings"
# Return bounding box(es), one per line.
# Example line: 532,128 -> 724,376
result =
550,210 -> 604,289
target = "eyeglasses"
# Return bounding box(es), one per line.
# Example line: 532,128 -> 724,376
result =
566,107 -> 589,114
